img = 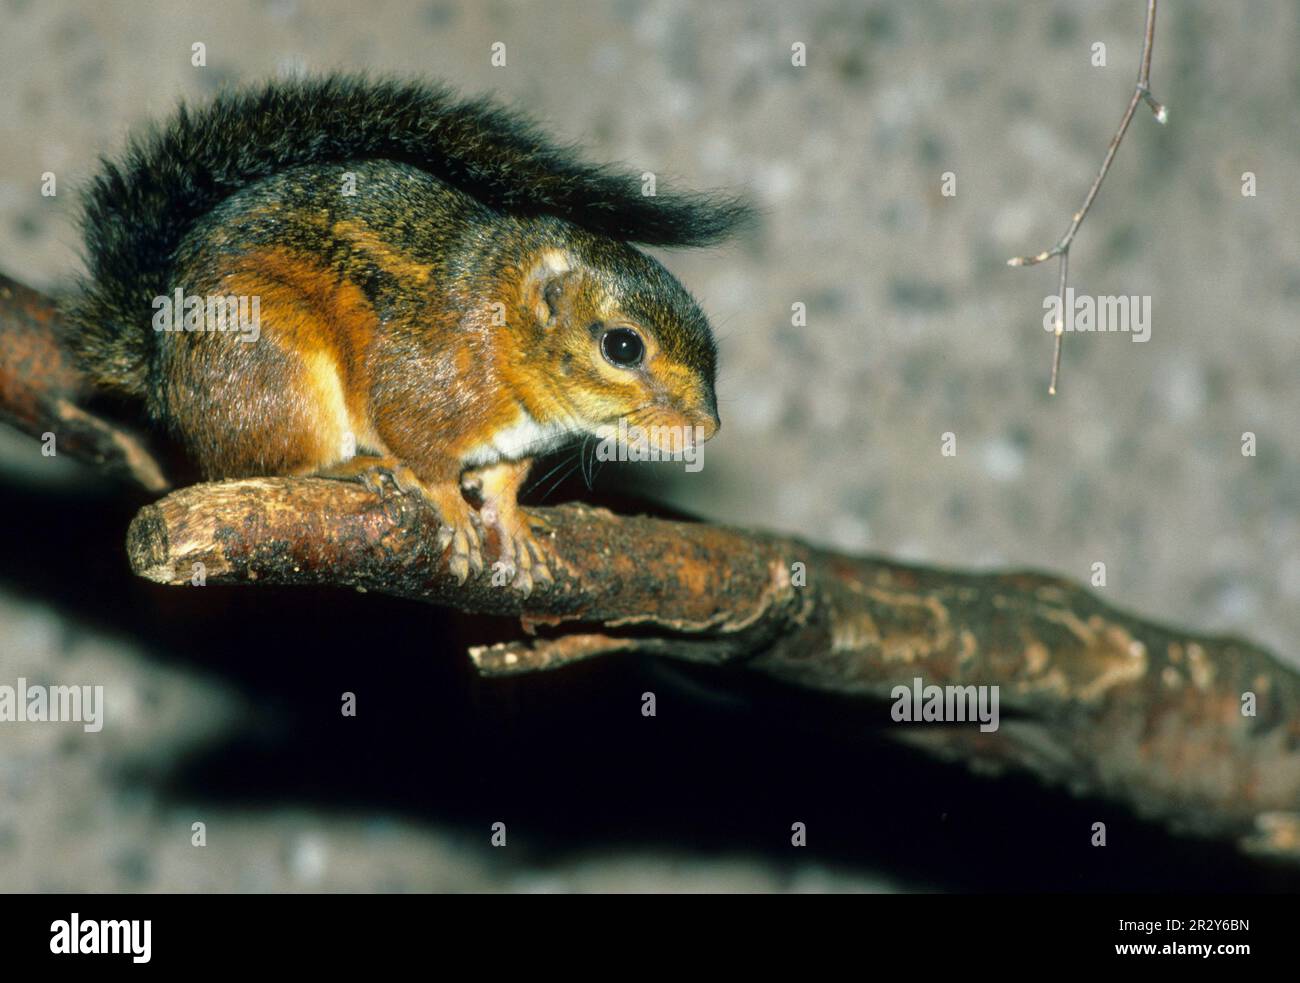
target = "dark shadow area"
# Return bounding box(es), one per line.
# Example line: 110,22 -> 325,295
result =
0,463 -> 1295,893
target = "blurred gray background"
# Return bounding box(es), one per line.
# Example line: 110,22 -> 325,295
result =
0,0 -> 1296,891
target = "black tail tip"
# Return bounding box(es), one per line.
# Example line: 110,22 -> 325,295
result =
636,192 -> 759,248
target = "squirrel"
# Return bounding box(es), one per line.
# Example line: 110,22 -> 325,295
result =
66,74 -> 752,592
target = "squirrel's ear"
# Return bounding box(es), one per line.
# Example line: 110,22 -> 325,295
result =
523,249 -> 573,328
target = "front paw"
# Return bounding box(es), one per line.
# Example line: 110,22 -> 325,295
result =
439,516 -> 485,585
423,485 -> 485,584
483,504 -> 559,596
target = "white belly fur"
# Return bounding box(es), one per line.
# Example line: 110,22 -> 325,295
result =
462,410 -> 573,467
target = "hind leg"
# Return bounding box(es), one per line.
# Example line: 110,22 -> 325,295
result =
155,321 -> 355,480
319,453 -> 486,583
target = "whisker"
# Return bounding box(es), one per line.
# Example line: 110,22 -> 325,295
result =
537,456 -> 585,503
582,434 -> 597,490
524,449 -> 580,499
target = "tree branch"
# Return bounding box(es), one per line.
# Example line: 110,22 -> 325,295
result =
124,476 -> 1300,859
3,270 -> 1297,862
0,273 -> 168,491
1008,0 -> 1167,394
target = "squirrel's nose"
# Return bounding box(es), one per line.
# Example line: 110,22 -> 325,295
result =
696,411 -> 719,441
699,389 -> 720,440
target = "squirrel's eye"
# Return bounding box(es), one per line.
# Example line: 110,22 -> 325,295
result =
600,327 -> 644,368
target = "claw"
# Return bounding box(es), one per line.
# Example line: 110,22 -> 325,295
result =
441,521 -> 482,584
420,482 -> 488,586
531,561 -> 554,589
485,504 -> 561,593
513,537 -> 533,572
364,464 -> 419,499
442,516 -> 483,582
319,457 -> 421,500
511,567 -> 534,598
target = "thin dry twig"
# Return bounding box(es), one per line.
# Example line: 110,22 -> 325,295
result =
1009,0 -> 1167,394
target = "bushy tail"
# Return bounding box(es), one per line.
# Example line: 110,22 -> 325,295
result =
67,73 -> 755,394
